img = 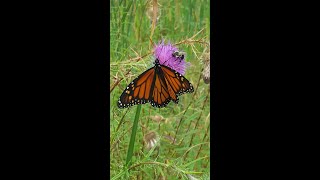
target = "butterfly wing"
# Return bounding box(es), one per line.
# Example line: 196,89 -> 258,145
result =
117,67 -> 155,108
160,65 -> 194,104
117,64 -> 194,109
148,67 -> 172,108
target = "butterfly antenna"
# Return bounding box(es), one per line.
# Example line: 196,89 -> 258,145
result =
162,54 -> 175,65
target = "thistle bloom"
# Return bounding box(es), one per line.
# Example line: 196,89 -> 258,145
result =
154,41 -> 190,75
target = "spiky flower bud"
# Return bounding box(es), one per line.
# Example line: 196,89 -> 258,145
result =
146,1 -> 161,25
144,131 -> 159,150
202,47 -> 210,84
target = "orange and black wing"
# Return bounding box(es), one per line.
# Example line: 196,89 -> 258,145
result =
117,67 -> 155,108
148,68 -> 173,108
117,64 -> 194,108
160,65 -> 194,104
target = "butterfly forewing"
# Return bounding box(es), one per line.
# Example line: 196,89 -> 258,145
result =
117,67 -> 155,108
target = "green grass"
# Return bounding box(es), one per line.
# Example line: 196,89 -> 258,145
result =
110,0 -> 210,179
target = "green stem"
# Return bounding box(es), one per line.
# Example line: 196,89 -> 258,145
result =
125,104 -> 142,166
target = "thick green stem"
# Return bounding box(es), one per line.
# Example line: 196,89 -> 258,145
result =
125,104 -> 142,166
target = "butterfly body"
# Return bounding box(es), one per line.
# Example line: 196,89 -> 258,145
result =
118,59 -> 194,108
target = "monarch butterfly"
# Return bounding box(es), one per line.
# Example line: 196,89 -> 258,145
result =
117,58 -> 194,108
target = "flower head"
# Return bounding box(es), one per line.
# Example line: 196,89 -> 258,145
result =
144,131 -> 159,150
154,41 -> 190,75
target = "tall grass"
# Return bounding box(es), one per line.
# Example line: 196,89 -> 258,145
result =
110,0 -> 210,179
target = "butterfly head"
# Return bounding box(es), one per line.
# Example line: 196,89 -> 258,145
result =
154,58 -> 160,65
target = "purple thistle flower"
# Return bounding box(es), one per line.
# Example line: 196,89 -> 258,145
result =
154,41 -> 190,75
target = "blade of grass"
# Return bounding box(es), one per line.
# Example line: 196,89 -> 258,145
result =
182,156 -> 209,168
